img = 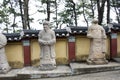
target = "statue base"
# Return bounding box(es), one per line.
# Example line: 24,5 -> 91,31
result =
86,58 -> 108,65
39,64 -> 56,70
0,66 -> 11,74
39,58 -> 56,70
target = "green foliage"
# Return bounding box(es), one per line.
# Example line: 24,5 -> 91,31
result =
111,0 -> 120,7
0,0 -> 22,33
56,0 -> 79,26
58,10 -> 72,24
0,7 -> 10,24
0,0 -> 119,32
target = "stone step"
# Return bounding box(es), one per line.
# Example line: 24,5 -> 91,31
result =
0,62 -> 120,79
113,58 -> 120,63
70,62 -> 120,75
0,69 -> 20,80
17,65 -> 72,79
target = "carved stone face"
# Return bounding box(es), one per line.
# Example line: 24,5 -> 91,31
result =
43,24 -> 49,31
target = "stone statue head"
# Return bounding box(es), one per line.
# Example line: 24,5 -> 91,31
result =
43,21 -> 50,26
43,21 -> 50,31
92,19 -> 98,24
0,33 -> 7,48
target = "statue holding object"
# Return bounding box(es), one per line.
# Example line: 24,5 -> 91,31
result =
38,21 -> 56,70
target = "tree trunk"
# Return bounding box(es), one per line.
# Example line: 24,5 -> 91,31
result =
90,0 -> 95,18
19,0 -> 30,29
46,0 -> 50,21
19,0 -> 25,29
73,1 -> 77,26
23,0 -> 30,29
97,0 -> 107,25
55,0 -> 58,28
107,0 -> 110,24
69,0 -> 77,26
82,0 -> 89,27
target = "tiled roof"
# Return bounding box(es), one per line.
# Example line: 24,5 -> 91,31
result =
111,23 -> 120,31
3,23 -> 120,41
3,33 -> 21,41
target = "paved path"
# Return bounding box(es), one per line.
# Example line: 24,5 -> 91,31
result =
29,70 -> 120,80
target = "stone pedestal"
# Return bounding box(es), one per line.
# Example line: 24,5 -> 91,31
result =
39,64 -> 56,70
39,56 -> 56,70
86,58 -> 108,65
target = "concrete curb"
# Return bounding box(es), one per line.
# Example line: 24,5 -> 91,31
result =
70,62 -> 120,75
17,65 -> 72,79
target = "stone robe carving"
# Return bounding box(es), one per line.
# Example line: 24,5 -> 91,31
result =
38,21 -> 56,70
0,33 -> 11,73
86,19 -> 108,65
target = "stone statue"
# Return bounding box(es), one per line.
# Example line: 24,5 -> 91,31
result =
38,21 -> 56,70
86,19 -> 108,65
0,33 -> 11,73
